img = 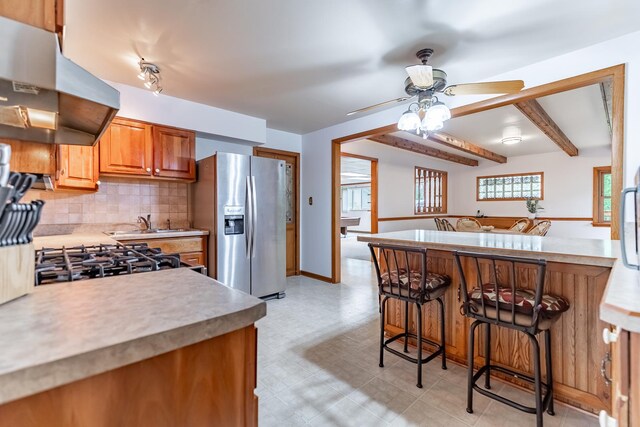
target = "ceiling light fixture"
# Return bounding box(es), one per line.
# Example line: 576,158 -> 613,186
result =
501,125 -> 522,145
138,58 -> 163,96
397,97 -> 451,137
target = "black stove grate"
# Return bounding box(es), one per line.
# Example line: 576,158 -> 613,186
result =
35,243 -> 188,286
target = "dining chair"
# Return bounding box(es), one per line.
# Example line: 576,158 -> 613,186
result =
527,220 -> 551,236
456,217 -> 482,232
441,219 -> 457,231
509,218 -> 530,233
434,218 -> 443,231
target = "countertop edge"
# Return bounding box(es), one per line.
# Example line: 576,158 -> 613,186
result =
357,234 -> 616,267
114,230 -> 210,240
0,299 -> 266,405
599,260 -> 640,333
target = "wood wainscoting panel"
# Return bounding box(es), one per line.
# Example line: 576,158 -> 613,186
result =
0,326 -> 258,427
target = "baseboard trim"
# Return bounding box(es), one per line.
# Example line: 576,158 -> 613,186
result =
300,270 -> 334,283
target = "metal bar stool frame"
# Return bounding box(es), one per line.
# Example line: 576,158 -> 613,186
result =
369,243 -> 448,388
453,251 -> 556,427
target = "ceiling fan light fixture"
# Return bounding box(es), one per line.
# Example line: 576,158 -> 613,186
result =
397,107 -> 421,132
405,64 -> 433,88
421,116 -> 443,132
425,101 -> 451,122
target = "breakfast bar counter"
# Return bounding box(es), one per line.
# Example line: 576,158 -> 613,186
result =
358,229 -> 619,415
0,268 -> 265,426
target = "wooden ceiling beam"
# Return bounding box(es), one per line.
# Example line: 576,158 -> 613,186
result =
427,131 -> 507,163
368,134 -> 478,166
514,99 -> 579,156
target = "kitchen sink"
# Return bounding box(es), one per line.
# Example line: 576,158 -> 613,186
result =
105,228 -> 190,236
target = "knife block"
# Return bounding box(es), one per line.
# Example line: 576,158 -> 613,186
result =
0,243 -> 34,305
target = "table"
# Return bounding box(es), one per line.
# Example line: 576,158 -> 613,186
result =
340,217 -> 361,237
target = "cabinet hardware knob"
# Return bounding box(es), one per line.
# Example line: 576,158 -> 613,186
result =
146,167 -> 151,173
602,327 -> 620,344
60,168 -> 65,176
155,168 -> 160,174
600,352 -> 612,385
96,180 -> 101,186
599,410 -> 618,427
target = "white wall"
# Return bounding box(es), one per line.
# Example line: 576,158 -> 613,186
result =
342,139 -> 458,233
105,80 -> 267,144
450,147 -> 611,239
195,128 -> 302,160
301,30 -> 640,278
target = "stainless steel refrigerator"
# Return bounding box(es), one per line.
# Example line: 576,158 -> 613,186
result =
192,152 -> 286,298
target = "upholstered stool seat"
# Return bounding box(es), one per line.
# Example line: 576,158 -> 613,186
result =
381,269 -> 450,301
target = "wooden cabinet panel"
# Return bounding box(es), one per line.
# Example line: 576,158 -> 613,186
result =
0,0 -> 57,32
0,326 -> 258,427
152,126 -> 195,180
117,236 -> 207,268
56,144 -> 99,190
181,251 -> 205,267
0,139 -> 56,175
99,118 -> 153,176
631,333 -> 640,426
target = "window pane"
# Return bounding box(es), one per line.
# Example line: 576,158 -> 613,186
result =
415,167 -> 447,214
476,173 -> 543,201
603,173 -> 612,197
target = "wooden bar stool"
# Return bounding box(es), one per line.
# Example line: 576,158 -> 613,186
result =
453,251 -> 570,427
369,243 -> 451,388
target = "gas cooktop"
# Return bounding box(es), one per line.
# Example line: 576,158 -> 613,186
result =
35,243 -> 205,286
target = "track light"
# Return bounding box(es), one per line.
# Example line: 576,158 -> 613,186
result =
138,58 -> 163,96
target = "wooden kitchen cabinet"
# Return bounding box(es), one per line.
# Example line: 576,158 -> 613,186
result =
152,125 -> 195,179
55,144 -> 100,191
116,235 -> 208,269
0,0 -> 63,34
99,118 -> 196,181
0,139 -> 56,175
99,118 -> 153,177
603,327 -> 640,427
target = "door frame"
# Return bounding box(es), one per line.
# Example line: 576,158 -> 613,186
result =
331,64 -> 626,283
340,152 -> 378,234
253,146 -> 300,275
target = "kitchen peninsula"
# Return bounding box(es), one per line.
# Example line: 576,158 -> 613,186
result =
358,229 -> 623,415
0,268 -> 265,426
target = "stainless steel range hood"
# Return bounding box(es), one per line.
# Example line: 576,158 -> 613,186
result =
0,16 -> 120,146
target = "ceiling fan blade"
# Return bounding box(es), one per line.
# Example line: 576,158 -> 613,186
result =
405,64 -> 433,88
443,80 -> 525,96
346,97 -> 412,116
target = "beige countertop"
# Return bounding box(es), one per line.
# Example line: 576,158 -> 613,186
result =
359,229 -> 640,333
34,232 -> 118,248
111,229 -> 209,240
0,268 -> 265,405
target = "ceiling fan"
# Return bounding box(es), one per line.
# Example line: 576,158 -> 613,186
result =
347,48 -> 525,117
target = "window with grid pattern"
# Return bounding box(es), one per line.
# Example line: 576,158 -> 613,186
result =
415,167 -> 447,214
593,166 -> 612,225
476,172 -> 544,201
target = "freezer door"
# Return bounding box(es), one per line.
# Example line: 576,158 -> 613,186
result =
216,153 -> 251,294
250,156 -> 286,297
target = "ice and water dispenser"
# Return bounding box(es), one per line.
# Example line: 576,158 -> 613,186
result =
223,205 -> 244,235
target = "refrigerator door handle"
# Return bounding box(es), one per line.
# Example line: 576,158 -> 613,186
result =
245,176 -> 252,259
251,175 -> 257,258
620,187 -> 639,269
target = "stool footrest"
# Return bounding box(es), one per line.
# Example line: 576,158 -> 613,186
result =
383,332 -> 444,365
472,364 -> 552,414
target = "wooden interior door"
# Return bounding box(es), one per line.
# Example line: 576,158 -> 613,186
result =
99,118 -> 153,176
56,144 -> 99,190
152,125 -> 196,180
253,147 -> 299,276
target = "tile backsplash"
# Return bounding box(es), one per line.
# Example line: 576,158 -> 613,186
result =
25,177 -> 190,232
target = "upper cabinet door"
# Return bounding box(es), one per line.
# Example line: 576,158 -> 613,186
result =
100,118 -> 153,176
56,144 -> 99,190
152,125 -> 195,180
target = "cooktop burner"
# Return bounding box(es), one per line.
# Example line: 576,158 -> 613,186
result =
34,243 -> 203,286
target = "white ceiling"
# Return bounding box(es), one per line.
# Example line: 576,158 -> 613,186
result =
383,83 -> 610,161
64,0 -> 640,133
341,156 -> 371,184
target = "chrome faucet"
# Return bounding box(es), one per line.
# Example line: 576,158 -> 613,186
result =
137,214 -> 152,231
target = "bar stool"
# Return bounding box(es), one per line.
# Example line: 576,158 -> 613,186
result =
453,251 -> 570,427
369,243 -> 451,388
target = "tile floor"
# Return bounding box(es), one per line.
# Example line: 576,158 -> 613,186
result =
257,257 -> 599,426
